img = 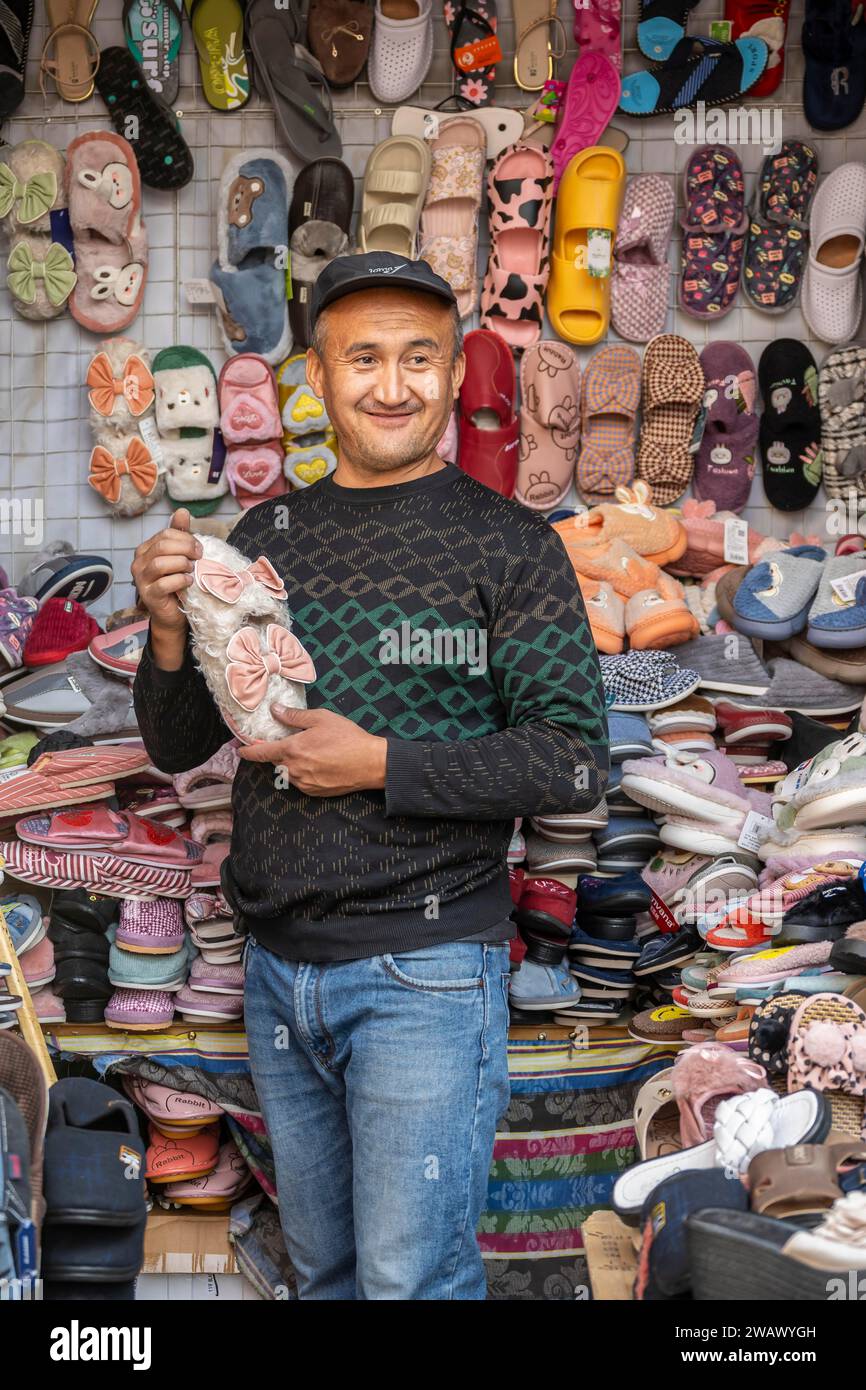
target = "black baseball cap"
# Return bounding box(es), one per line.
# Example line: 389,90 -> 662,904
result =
310,251 -> 457,324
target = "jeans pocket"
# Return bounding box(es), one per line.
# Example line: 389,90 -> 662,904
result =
381,941 -> 487,993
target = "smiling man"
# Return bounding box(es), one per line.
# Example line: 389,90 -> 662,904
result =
132,252 -> 607,1301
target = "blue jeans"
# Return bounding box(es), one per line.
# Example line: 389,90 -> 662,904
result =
243,933 -> 511,1300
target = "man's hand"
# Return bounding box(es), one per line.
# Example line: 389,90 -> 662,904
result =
131,509 -> 201,670
238,705 -> 388,796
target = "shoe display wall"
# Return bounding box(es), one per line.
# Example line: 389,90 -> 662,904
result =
4,0 -> 866,1318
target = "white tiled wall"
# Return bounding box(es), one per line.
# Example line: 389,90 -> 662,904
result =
0,0 -> 855,615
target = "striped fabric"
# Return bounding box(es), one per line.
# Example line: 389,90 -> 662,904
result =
674,51 -> 719,108
0,0 -> 26,60
480,1032 -> 679,1295
0,841 -> 191,898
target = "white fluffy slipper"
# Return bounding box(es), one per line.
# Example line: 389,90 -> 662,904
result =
803,162 -> 866,344
368,0 -> 433,104
182,535 -> 316,745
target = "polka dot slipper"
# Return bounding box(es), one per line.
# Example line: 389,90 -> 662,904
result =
95,45 -> 193,191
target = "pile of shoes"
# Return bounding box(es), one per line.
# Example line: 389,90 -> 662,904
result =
123,1075 -> 253,1213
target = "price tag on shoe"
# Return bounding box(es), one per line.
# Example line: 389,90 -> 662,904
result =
453,34 -> 503,69
586,229 -> 613,278
831,567 -> 866,604
738,809 -> 774,854
724,517 -> 749,566
185,279 -> 218,305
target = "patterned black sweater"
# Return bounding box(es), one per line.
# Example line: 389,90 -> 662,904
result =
133,465 -> 609,961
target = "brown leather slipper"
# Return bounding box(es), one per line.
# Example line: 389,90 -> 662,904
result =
307,0 -> 373,87
288,156 -> 355,348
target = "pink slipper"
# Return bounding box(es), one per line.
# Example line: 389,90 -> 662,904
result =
550,52 -> 621,191
516,339 -> 580,510
122,1076 -> 224,1127
218,354 -> 281,444
611,174 -> 676,343
31,986 -> 65,1023
116,897 -> 185,953
191,842 -> 230,887
0,841 -> 192,899
188,958 -> 244,995
573,0 -> 623,70
481,143 -> 553,351
156,1139 -> 252,1209
105,988 -> 176,1031
20,936 -> 55,988
175,983 -> 244,1021
224,442 -> 285,509
173,741 -> 239,810
16,808 -> 202,868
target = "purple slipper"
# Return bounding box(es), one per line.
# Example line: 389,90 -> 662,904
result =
680,145 -> 747,320
175,984 -> 244,1021
694,342 -> 759,514
188,959 -> 245,996
116,898 -> 185,954
104,988 -> 176,1030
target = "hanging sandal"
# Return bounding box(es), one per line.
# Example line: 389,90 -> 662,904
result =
95,46 -> 194,191
359,135 -> 431,257
418,114 -> 486,318
512,0 -> 566,92
123,0 -> 183,105
40,0 -> 100,101
184,0 -> 249,109
447,0 -> 501,106
618,35 -> 768,116
246,0 -> 341,162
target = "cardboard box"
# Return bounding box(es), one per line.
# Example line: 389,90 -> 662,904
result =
582,1210 -> 638,1301
142,1210 -> 236,1275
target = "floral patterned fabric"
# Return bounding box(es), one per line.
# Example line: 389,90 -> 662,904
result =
679,144 -> 746,319
743,140 -> 819,312
446,0 -> 500,105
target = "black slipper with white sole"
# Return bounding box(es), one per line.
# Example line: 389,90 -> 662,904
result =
633,930 -> 701,977
687,1206 -> 865,1301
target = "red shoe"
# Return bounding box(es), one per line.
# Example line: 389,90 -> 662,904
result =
515,876 -> 576,940
457,329 -> 519,498
715,702 -> 792,745
724,0 -> 790,97
509,866 -> 525,907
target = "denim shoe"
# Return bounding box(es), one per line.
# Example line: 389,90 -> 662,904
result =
0,895 -> 44,954
578,869 -> 652,917
509,956 -> 582,1011
732,546 -> 826,640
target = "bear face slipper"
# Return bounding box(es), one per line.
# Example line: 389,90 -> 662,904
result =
516,339 -> 581,510
209,150 -> 294,365
182,535 -> 316,745
680,144 -> 747,320
65,131 -> 148,334
758,340 -> 823,511
743,141 -> 818,315
152,346 -> 225,516
694,342 -> 759,514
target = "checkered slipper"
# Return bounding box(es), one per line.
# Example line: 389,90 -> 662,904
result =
600,649 -> 701,712
611,173 -> 675,343
679,144 -> 747,320
575,344 -> 640,504
819,344 -> 866,502
636,333 -> 704,505
743,140 -> 818,314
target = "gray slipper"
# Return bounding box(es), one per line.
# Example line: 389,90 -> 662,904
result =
245,0 -> 341,163
704,657 -> 865,718
674,633 -> 770,696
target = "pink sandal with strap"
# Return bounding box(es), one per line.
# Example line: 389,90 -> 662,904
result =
481,142 -> 553,350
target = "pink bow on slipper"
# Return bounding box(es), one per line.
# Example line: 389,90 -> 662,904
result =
225,625 -> 316,711
195,555 -> 287,604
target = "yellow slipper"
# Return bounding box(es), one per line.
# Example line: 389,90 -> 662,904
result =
547,146 -> 626,346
